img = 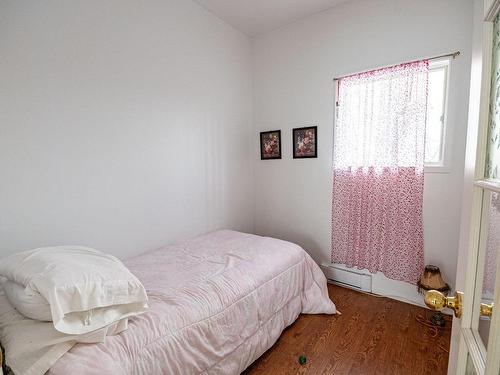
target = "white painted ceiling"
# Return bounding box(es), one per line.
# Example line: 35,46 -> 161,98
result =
194,0 -> 349,36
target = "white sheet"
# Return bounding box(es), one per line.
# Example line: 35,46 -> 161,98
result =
0,289 -> 128,375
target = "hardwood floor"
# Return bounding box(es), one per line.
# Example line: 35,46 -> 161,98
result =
244,284 -> 451,375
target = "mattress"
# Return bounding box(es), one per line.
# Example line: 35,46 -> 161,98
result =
26,230 -> 336,374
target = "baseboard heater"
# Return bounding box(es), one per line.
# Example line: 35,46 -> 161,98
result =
320,264 -> 372,293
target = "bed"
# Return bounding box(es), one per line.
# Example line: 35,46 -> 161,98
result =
1,230 -> 335,375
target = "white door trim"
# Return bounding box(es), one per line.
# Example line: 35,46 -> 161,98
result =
455,0 -> 499,373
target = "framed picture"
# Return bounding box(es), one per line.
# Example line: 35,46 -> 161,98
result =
260,130 -> 282,160
293,126 -> 317,158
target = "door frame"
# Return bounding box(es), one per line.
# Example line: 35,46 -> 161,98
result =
455,0 -> 500,373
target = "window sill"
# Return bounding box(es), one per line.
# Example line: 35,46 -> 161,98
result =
424,165 -> 451,174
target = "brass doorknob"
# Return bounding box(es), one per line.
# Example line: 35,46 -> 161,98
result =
424,290 -> 463,318
480,302 -> 493,318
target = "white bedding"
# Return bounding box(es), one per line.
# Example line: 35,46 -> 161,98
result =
1,230 -> 335,374
0,297 -> 128,375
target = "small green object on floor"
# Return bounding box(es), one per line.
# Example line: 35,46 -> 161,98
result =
298,355 -> 307,365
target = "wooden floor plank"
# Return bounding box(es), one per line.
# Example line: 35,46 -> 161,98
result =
244,284 -> 451,375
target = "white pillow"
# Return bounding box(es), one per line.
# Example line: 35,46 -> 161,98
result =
0,279 -> 52,321
0,246 -> 148,334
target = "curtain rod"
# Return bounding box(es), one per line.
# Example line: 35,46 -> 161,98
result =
333,51 -> 460,81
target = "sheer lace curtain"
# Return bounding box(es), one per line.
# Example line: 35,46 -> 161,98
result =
483,193 -> 500,297
331,61 -> 429,283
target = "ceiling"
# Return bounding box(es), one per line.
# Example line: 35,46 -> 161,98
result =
194,0 -> 350,36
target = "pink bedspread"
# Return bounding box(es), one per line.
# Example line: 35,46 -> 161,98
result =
49,230 -> 335,375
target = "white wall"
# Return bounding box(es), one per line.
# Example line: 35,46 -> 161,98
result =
253,0 -> 473,305
0,0 -> 253,259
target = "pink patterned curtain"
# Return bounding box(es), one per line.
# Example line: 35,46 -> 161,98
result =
331,61 -> 429,283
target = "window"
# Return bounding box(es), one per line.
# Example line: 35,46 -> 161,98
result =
425,59 -> 450,168
334,58 -> 451,172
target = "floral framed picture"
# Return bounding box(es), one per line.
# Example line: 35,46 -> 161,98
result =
260,130 -> 282,160
293,126 -> 317,158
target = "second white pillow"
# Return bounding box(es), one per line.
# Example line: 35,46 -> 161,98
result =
1,279 -> 52,321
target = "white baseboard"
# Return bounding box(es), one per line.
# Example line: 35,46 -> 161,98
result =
320,263 -> 372,292
321,263 -> 428,309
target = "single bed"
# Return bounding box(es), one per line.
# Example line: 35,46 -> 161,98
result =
2,230 -> 335,375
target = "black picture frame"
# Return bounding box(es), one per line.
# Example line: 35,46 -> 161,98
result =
260,130 -> 282,160
293,126 -> 317,159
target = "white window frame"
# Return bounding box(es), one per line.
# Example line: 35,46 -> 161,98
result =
424,58 -> 452,173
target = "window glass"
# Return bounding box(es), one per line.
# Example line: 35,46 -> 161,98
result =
425,64 -> 448,165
